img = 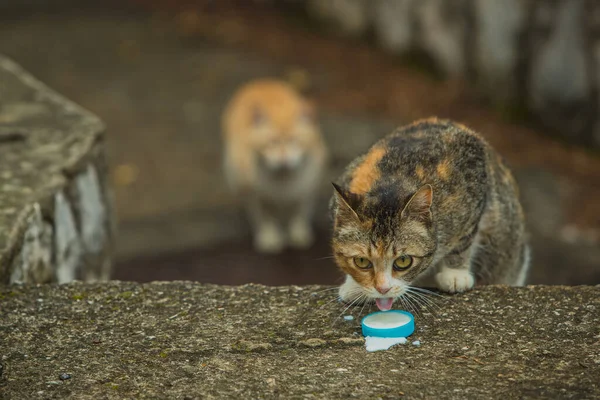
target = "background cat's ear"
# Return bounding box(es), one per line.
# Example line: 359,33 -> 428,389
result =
332,182 -> 361,222
401,184 -> 433,222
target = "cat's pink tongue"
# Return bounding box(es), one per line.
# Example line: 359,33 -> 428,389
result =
375,298 -> 394,311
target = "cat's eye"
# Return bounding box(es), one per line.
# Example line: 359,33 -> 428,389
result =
393,255 -> 413,271
353,257 -> 372,269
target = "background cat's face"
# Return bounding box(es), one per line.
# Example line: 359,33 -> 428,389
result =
332,185 -> 436,309
252,104 -> 318,175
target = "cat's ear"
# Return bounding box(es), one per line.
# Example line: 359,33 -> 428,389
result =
251,105 -> 267,127
401,184 -> 433,222
332,182 -> 361,223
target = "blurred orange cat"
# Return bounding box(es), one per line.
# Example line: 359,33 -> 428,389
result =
222,79 -> 328,253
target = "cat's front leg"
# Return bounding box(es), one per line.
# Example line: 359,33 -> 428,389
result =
248,197 -> 285,253
434,243 -> 476,294
435,266 -> 474,293
287,199 -> 315,249
255,221 -> 285,253
288,217 -> 314,249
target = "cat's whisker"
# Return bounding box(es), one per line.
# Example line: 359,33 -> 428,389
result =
411,292 -> 437,319
337,287 -> 363,302
407,291 -> 435,316
405,298 -> 419,319
332,292 -> 365,326
333,288 -> 361,310
367,298 -> 374,315
408,293 -> 429,319
407,287 -> 444,309
310,286 -> 340,295
316,290 -> 355,311
317,296 -> 343,311
405,290 -> 442,320
406,288 -> 444,315
401,293 -> 423,319
398,296 -> 413,317
347,293 -> 367,314
316,286 -> 365,312
313,255 -> 336,261
408,295 -> 441,317
409,286 -> 445,298
358,295 -> 370,319
405,293 -> 437,323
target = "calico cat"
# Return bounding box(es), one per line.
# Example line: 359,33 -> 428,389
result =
223,79 -> 328,253
330,118 -> 530,311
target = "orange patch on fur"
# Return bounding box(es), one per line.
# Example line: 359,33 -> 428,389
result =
401,117 -> 443,139
444,193 -> 461,207
436,159 -> 452,180
374,240 -> 387,258
354,271 -> 374,288
373,270 -> 388,288
407,117 -> 439,126
336,257 -> 372,287
349,147 -> 386,195
415,165 -> 425,179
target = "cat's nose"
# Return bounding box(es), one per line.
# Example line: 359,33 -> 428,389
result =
376,286 -> 391,295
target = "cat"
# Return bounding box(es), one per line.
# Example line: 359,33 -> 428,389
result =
330,118 -> 530,311
222,79 -> 328,253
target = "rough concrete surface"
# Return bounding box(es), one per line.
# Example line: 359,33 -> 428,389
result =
1,282 -> 598,399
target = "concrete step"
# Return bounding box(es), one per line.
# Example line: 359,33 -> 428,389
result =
1,282 -> 598,398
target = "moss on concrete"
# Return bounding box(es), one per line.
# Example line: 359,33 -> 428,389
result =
0,282 -> 598,399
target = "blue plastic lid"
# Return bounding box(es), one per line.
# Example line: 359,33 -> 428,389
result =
361,310 -> 415,338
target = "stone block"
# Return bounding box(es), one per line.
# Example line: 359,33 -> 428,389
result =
0,55 -> 113,284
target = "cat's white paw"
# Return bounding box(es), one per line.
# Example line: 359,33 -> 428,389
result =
254,225 -> 285,254
435,269 -> 474,293
288,219 -> 314,249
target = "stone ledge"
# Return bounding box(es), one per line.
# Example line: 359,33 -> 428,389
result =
1,282 -> 598,399
0,55 -> 113,284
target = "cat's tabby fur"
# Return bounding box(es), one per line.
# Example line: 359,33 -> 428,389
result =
330,118 -> 530,310
223,79 -> 327,253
